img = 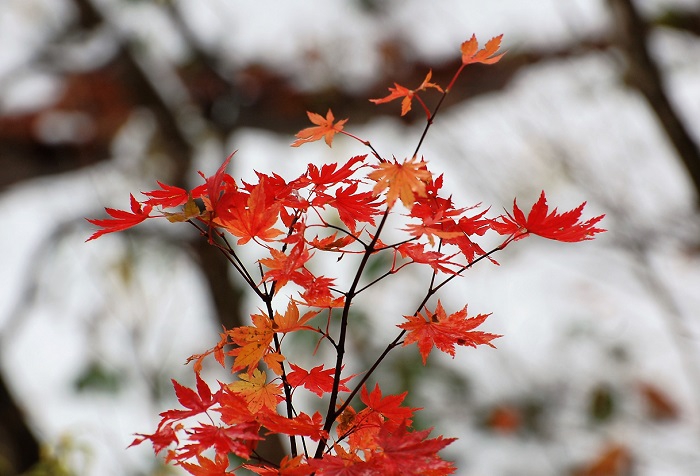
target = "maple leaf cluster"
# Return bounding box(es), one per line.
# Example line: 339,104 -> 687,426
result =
87,33 -> 605,475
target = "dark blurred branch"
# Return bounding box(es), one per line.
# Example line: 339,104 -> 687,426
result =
0,373 -> 39,474
654,6 -> 700,36
0,28 -> 611,190
608,0 -> 700,203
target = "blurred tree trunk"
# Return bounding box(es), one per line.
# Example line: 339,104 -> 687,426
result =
608,0 -> 700,202
0,375 -> 39,475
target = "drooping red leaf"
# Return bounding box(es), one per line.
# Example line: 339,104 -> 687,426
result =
86,194 -> 153,241
143,181 -> 189,208
307,154 -> 367,190
174,421 -> 261,462
367,420 -> 456,476
492,191 -> 605,245
261,411 -> 328,441
129,422 -> 180,454
396,242 -> 459,275
159,373 -> 215,423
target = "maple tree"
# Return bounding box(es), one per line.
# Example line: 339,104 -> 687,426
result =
87,33 -> 604,475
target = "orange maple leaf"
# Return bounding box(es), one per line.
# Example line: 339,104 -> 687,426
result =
260,241 -> 312,291
291,109 -> 348,147
368,157 -> 432,209
273,301 -> 319,334
228,369 -> 283,413
461,34 -> 506,65
398,300 -> 500,364
370,70 -> 443,116
179,453 -> 231,476
228,313 -> 275,373
263,352 -> 285,377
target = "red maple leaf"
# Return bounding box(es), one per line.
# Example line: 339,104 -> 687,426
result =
245,455 -> 314,476
159,372 -> 215,423
179,453 -> 233,476
291,109 -> 348,147
287,364 -> 352,397
312,182 -> 380,231
86,194 -> 153,241
308,233 -> 355,252
216,178 -> 283,245
175,421 -> 261,461
360,384 -> 416,425
307,446 -> 370,476
492,191 -> 605,246
129,422 -> 180,455
193,152 -> 238,219
214,385 -> 256,425
260,241 -> 312,291
261,411 -> 328,441
297,274 -> 346,308
307,154 -> 367,191
397,242 -> 459,275
367,420 -> 456,476
398,300 -> 500,364
142,181 -> 189,208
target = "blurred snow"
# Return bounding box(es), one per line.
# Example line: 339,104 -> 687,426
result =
1,0 -> 700,475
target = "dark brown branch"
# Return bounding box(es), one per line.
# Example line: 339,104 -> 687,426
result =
608,0 -> 700,204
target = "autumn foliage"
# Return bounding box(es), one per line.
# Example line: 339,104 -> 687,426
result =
87,34 -> 604,475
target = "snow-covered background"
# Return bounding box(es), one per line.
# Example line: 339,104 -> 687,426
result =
1,0 -> 699,474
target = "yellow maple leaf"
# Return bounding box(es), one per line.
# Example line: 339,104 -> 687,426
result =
228,313 -> 275,373
229,369 -> 283,413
